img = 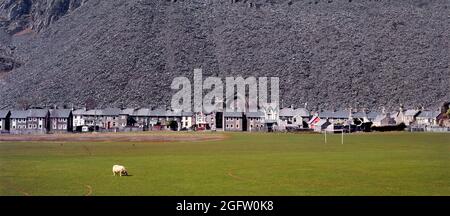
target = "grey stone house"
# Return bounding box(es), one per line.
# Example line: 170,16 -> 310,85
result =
10,109 -> 50,134
318,110 -> 351,125
0,110 -> 11,133
416,110 -> 440,126
224,112 -> 243,131
372,113 -> 397,127
27,109 -> 50,133
279,107 -> 310,129
165,110 -> 182,131
119,108 -> 136,128
246,111 -> 265,132
10,110 -> 28,132
49,109 -> 73,133
101,108 -> 122,130
149,109 -> 168,130
130,108 -> 151,130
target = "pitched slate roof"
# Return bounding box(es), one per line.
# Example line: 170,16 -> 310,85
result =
417,111 -> 440,119
246,111 -> 265,118
224,112 -> 243,117
404,109 -> 420,116
133,108 -> 151,116
165,110 -> 182,117
49,109 -> 72,118
319,110 -> 349,119
84,109 -> 103,115
28,109 -> 49,118
181,111 -> 193,117
101,108 -> 121,116
0,110 -> 10,118
120,108 -> 136,115
295,108 -> 310,117
280,107 -> 310,117
150,109 -> 167,117
279,107 -> 295,117
10,109 -> 48,118
72,109 -> 87,115
10,110 -> 29,119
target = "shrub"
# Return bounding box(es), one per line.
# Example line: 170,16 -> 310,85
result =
371,123 -> 406,132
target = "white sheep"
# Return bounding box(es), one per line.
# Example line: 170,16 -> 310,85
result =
112,165 -> 128,176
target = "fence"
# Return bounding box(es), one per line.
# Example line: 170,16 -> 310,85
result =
409,126 -> 450,133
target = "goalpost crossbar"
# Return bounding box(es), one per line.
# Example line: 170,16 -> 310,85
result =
324,129 -> 344,144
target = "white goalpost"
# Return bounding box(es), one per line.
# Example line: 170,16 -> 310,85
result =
324,129 -> 344,144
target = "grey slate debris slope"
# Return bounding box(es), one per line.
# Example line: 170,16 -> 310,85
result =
0,0 -> 449,110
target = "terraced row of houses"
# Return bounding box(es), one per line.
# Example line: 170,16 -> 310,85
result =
0,105 -> 448,134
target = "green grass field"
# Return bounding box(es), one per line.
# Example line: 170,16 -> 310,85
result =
1,132 -> 449,196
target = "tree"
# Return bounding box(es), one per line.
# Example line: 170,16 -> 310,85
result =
168,120 -> 178,131
17,98 -> 30,110
84,97 -> 97,110
446,108 -> 450,118
441,102 -> 450,113
127,116 -> 137,127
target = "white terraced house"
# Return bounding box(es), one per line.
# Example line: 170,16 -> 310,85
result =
181,112 -> 193,130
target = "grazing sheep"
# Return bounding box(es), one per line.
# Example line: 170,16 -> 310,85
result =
112,165 -> 128,176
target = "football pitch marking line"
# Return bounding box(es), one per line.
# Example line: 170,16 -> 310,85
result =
3,179 -> 31,196
227,171 -> 246,181
84,185 -> 93,196
227,170 -> 257,183
18,190 -> 30,196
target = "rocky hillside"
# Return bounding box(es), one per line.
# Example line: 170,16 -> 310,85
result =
0,0 -> 87,34
0,0 -> 448,110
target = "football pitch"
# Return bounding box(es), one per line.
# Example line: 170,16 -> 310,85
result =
0,132 -> 449,196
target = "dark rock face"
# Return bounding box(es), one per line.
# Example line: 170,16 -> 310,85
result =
0,0 -> 448,110
0,0 -> 87,34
